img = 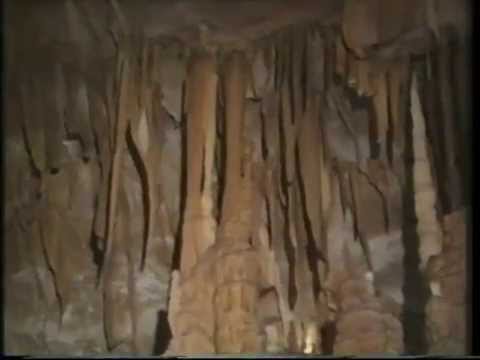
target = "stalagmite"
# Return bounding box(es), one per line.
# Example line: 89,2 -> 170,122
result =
40,169 -> 72,321
293,178 -> 319,352
166,51 -> 219,355
104,184 -> 133,353
349,169 -> 375,272
425,209 -> 466,353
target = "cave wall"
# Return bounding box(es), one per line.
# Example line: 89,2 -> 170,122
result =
4,0 -> 470,356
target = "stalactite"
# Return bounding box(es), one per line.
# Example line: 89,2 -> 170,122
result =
422,52 -> 448,215
342,0 -> 379,58
181,51 -> 218,274
298,95 -> 325,270
127,41 -> 160,272
199,54 -> 219,256
65,0 -> 92,69
262,90 -> 292,348
249,47 -> 270,99
160,44 -> 187,124
371,69 -> 389,163
99,47 -> 132,288
410,72 -> 443,271
291,28 -> 306,124
245,100 -> 264,244
346,51 -> 358,89
19,71 -> 47,173
91,93 -> 112,245
334,34 -> 347,79
436,42 -> 463,211
45,64 -> 67,171
220,52 -> 247,224
326,85 -> 362,167
387,58 -> 410,182
67,72 -> 96,160
306,28 -> 325,94
322,28 -> 335,94
356,59 -> 373,97
377,0 -> 421,45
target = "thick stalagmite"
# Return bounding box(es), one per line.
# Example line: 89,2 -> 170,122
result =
167,51 -> 219,354
213,51 -> 261,353
425,209 -> 467,354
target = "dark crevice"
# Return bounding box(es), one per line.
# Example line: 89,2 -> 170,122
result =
401,71 -> 429,354
284,203 -> 297,310
89,189 -> 104,270
171,82 -> 188,271
265,195 -> 273,249
294,141 -> 322,300
386,71 -> 395,167
125,123 -> 149,272
420,53 -> 450,218
277,74 -> 297,310
200,145 -> 206,194
321,321 -> 337,355
367,99 -> 381,160
152,310 -> 172,355
260,108 -> 268,162
216,102 -> 227,224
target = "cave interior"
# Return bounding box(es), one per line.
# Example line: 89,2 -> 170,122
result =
4,0 -> 471,356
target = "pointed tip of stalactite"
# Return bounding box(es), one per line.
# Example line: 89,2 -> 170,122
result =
96,269 -> 105,291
